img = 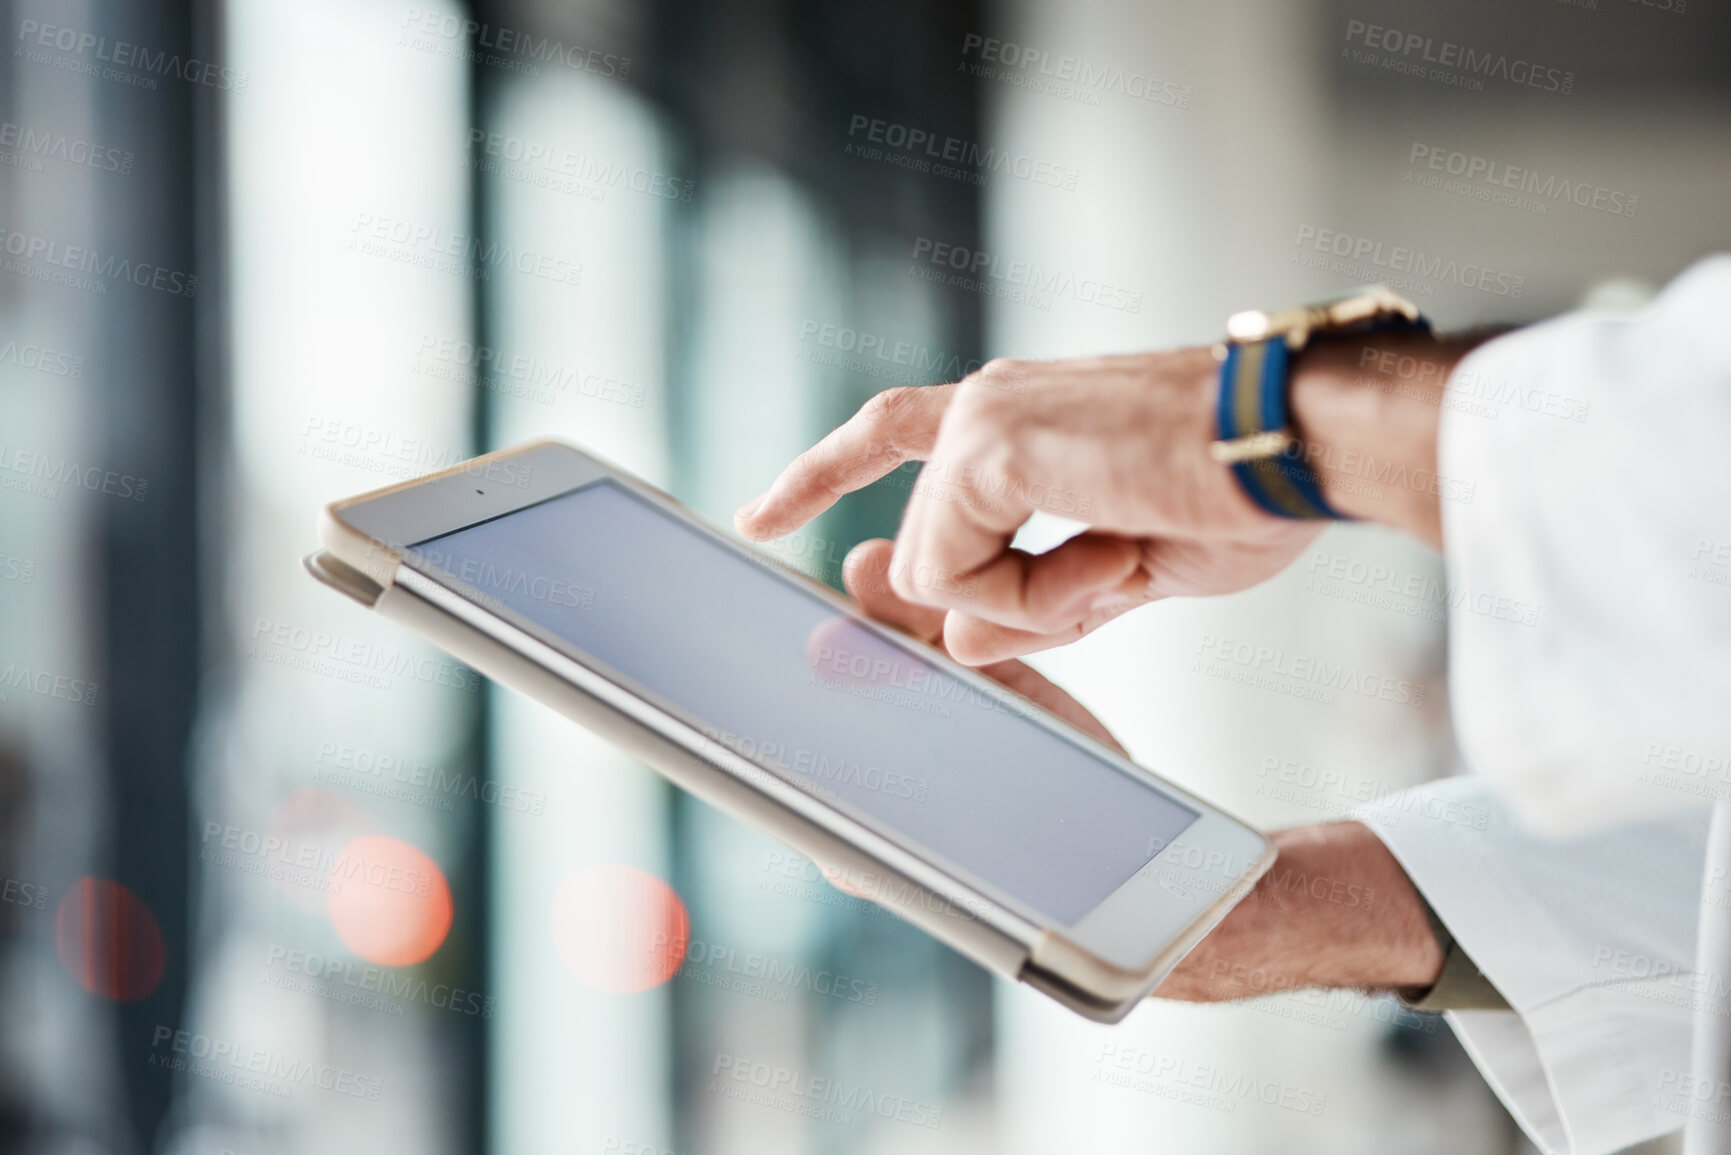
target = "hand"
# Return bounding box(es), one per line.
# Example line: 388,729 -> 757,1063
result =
833,545 -> 1441,1000
832,537 -> 1128,752
806,536 -> 1132,908
1153,821 -> 1443,1002
738,350 -> 1323,666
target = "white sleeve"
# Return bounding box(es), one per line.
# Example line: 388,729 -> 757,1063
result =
1357,777 -> 1710,1155
1438,254 -> 1731,834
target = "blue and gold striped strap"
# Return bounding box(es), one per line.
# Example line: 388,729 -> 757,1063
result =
1213,338 -> 1346,521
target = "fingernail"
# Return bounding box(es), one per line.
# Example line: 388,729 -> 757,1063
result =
734,496 -> 763,523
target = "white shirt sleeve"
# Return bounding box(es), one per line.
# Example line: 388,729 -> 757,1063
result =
1357,261 -> 1731,1152
1437,254 -> 1731,835
1358,776 -> 1709,1155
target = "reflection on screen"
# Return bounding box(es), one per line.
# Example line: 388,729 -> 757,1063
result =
411,481 -> 1195,925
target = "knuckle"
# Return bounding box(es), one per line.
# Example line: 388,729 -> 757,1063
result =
954,361 -> 1027,416
969,357 -> 1031,395
857,385 -> 922,429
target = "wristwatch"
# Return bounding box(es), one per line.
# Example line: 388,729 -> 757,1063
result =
1208,285 -> 1429,520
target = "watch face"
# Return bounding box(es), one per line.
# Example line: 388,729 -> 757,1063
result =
1226,287 -> 1426,347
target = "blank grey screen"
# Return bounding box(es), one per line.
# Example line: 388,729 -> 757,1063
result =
411,481 -> 1195,925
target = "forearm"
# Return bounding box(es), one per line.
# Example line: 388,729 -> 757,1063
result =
1288,331 -> 1508,547
1154,821 -> 1442,1002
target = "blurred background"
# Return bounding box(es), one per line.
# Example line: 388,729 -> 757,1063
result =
0,0 -> 1727,1151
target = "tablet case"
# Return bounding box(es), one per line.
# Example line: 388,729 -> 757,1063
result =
306,526 -> 1265,1023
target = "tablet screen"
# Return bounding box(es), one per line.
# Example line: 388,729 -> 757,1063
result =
410,480 -> 1196,926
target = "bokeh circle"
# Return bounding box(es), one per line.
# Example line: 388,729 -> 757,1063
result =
326,835 -> 453,966
54,877 -> 166,1001
551,865 -> 689,993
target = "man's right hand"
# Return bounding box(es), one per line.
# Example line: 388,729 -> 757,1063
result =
736,349 -> 1324,666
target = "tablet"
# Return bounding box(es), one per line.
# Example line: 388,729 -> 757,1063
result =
308,438 -> 1273,1023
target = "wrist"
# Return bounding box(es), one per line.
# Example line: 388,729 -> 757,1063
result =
1156,820 -> 1442,1002
1254,822 -> 1443,992
1287,332 -> 1501,547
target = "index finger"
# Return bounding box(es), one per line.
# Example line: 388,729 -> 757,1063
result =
735,384 -> 954,541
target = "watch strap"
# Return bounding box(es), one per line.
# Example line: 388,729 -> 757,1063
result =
1215,338 -> 1346,521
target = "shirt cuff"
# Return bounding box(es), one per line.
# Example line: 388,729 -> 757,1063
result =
1397,892 -> 1511,1012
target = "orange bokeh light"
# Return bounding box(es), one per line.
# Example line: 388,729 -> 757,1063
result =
54,877 -> 166,1002
551,865 -> 689,993
326,836 -> 453,966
